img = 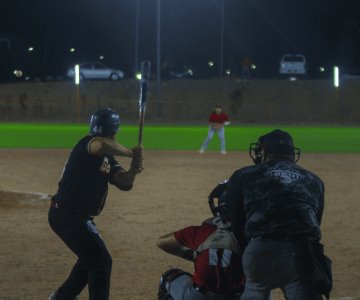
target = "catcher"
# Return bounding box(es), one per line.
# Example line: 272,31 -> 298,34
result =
48,108 -> 143,300
199,104 -> 230,155
157,181 -> 244,300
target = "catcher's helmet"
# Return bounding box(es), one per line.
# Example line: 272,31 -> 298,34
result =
89,108 -> 121,137
249,129 -> 300,164
208,181 -> 229,223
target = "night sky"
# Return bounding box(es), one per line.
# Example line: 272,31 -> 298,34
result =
1,0 -> 360,80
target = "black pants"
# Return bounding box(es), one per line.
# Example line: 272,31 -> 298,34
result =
48,206 -> 112,300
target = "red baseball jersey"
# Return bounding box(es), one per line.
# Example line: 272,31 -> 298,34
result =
209,112 -> 229,124
174,220 -> 244,294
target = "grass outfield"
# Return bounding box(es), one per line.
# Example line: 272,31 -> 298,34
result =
0,123 -> 359,153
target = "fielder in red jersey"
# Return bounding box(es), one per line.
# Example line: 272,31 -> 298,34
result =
199,104 -> 230,155
208,110 -> 230,124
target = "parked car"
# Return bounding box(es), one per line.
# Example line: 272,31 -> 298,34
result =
279,54 -> 307,76
67,62 -> 125,81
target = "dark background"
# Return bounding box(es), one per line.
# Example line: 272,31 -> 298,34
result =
1,0 -> 360,81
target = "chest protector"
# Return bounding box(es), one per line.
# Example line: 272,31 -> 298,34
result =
196,218 -> 241,255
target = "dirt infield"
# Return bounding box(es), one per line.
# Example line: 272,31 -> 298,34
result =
0,149 -> 359,300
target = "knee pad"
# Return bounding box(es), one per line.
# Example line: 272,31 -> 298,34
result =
158,268 -> 191,300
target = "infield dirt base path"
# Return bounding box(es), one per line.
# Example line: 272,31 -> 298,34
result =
0,149 -> 359,300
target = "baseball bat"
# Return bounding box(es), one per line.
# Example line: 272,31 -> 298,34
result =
138,61 -> 151,146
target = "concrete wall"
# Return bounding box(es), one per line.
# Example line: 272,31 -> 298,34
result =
0,78 -> 359,124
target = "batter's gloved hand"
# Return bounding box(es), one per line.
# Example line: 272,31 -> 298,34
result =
131,146 -> 144,174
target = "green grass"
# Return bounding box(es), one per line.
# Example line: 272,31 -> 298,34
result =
0,123 -> 359,153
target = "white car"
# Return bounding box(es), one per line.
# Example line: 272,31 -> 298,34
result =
279,54 -> 307,76
67,62 -> 125,80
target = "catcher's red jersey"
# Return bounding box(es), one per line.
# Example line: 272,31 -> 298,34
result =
174,221 -> 244,294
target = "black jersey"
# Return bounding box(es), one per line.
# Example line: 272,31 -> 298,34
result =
227,160 -> 324,242
54,135 -> 124,216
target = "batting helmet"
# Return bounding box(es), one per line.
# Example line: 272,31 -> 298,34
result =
208,181 -> 229,223
249,129 -> 300,164
89,108 -> 121,137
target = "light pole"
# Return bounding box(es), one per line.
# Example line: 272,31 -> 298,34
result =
156,0 -> 162,117
219,0 -> 225,77
333,66 -> 342,122
74,64 -> 81,122
134,0 -> 140,77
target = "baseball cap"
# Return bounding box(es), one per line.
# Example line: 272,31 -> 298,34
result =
262,129 -> 294,155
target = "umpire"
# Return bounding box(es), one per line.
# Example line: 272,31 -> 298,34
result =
226,129 -> 332,300
48,108 -> 143,300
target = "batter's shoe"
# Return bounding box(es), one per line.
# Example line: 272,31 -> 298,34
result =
48,290 -> 57,300
49,289 -> 79,300
199,148 -> 205,154
221,150 -> 227,155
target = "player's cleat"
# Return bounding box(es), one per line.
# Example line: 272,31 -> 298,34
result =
199,148 -> 205,154
48,290 -> 57,300
49,290 -> 79,300
221,150 -> 227,155
49,290 -> 57,300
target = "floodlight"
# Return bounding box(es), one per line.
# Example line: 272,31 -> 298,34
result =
75,64 -> 80,85
334,66 -> 339,87
13,70 -> 23,77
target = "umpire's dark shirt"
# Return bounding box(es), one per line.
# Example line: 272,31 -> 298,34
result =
227,159 -> 324,244
54,135 -> 124,216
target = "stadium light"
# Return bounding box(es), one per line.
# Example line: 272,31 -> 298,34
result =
13,70 -> 23,77
74,64 -> 80,85
334,66 -> 339,87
